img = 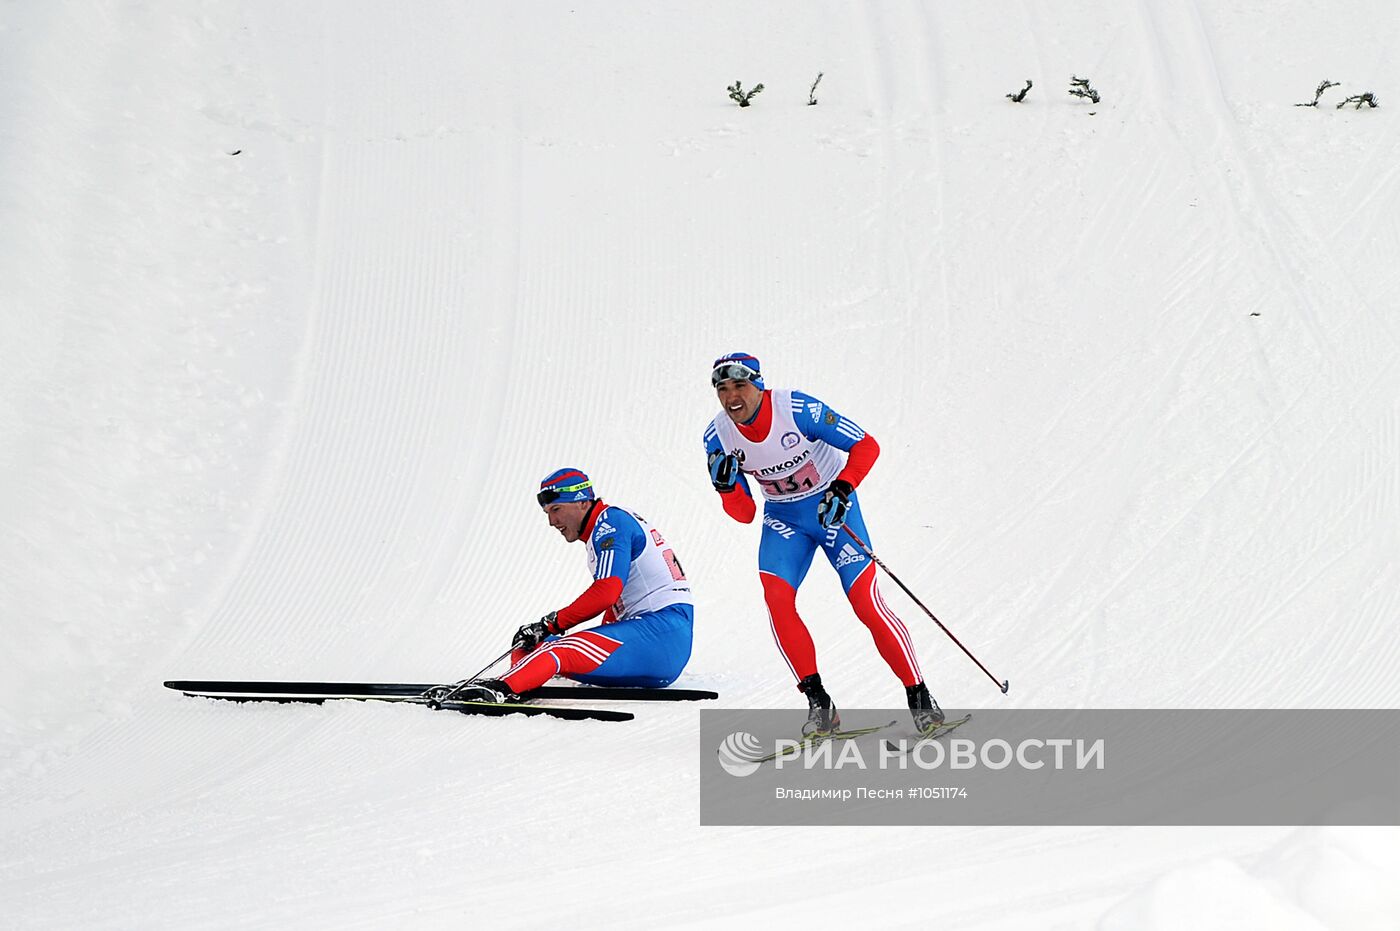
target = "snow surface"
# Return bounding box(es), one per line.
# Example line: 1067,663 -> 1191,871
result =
4,1 -> 1400,927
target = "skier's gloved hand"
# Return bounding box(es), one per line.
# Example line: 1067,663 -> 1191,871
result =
707,450 -> 739,492
816,479 -> 854,530
513,611 -> 559,651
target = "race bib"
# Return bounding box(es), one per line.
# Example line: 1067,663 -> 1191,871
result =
755,458 -> 823,498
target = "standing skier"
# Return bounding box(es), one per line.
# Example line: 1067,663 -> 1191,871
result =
458,468 -> 694,702
703,352 -> 943,736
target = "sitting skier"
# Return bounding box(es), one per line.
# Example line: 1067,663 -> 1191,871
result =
458,467 -> 695,702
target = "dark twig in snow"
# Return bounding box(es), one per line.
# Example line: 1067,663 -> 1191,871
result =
1295,80 -> 1339,107
1007,80 -> 1032,103
1336,92 -> 1379,109
728,80 -> 765,107
1068,75 -> 1100,104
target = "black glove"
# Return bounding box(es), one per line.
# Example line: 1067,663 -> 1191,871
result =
513,611 -> 560,651
707,450 -> 739,492
816,479 -> 854,530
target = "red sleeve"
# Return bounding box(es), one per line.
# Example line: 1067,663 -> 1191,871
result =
554,576 -> 625,630
836,434 -> 880,488
720,484 -> 757,523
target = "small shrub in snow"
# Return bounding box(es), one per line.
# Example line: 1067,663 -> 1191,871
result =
1336,92 -> 1379,109
728,80 -> 765,107
1068,75 -> 1100,104
1006,79 -> 1033,103
1295,80 -> 1339,107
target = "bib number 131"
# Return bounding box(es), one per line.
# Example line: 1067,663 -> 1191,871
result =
757,459 -> 822,497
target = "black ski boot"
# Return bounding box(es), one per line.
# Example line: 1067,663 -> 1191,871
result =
906,681 -> 945,734
797,673 -> 841,736
454,678 -> 521,704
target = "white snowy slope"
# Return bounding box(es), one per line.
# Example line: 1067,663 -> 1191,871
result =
3,0 -> 1399,927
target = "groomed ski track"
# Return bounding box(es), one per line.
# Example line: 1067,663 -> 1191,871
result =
4,1 -> 1399,927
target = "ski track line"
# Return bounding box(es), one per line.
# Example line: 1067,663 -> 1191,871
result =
1072,354 -> 1313,602
906,0 -> 955,380
183,20 -> 525,674
387,137 -> 526,661
1176,1 -> 1367,363
159,21 -> 330,678
1046,342 -> 1385,695
1016,202 -> 1247,666
213,158 -> 377,662
851,1 -> 978,585
1329,133 -> 1400,246
1144,385 -> 1399,705
960,262 -> 1226,639
434,151 -> 592,633
1134,2 -> 1303,323
194,124 -> 357,665
853,2 -> 904,321
1226,398 -> 1400,628
851,0 -> 954,387
465,135 -> 525,625
965,204 -> 1219,557
1267,110 -> 1400,363
1178,368 -> 1400,633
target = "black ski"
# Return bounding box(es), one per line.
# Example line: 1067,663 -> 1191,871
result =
164,680 -> 717,702
168,686 -> 632,722
438,700 -> 633,722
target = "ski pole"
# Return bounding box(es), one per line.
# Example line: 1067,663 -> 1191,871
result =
423,648 -> 514,707
843,525 -> 1010,694
461,647 -> 513,686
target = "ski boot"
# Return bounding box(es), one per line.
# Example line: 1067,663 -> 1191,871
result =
797,673 -> 841,737
452,678 -> 521,704
906,681 -> 945,735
